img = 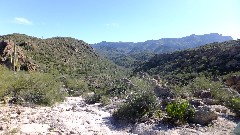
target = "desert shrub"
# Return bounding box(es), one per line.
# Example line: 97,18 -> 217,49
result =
85,93 -> 101,104
0,65 -> 14,99
166,100 -> 195,124
64,78 -> 88,96
112,91 -> 159,123
131,77 -> 154,92
1,69 -> 66,106
211,88 -> 238,103
180,76 -> 224,98
189,77 -> 223,95
100,95 -> 111,106
85,93 -> 111,106
227,97 -> 240,116
170,85 -> 192,98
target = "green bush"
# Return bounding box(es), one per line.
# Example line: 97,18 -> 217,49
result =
100,95 -> 111,106
64,78 -> 88,96
0,66 -> 14,99
227,97 -> 240,116
112,91 -> 159,123
166,100 -> 195,124
85,93 -> 101,104
179,76 -> 224,98
0,66 -> 66,106
189,77 -> 223,96
18,72 -> 66,105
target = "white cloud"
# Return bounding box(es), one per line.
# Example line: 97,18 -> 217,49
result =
14,17 -> 33,25
105,23 -> 119,27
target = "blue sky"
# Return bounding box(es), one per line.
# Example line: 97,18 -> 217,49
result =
0,0 -> 239,43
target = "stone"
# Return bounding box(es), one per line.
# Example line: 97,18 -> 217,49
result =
154,85 -> 172,98
210,105 -> 230,114
234,122 -> 240,135
189,99 -> 204,107
203,98 -> 219,105
132,123 -> 150,135
0,40 -> 38,71
226,75 -> 240,93
200,91 -> 212,98
190,106 -> 218,125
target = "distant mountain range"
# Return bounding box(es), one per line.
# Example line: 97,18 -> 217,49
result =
91,33 -> 233,67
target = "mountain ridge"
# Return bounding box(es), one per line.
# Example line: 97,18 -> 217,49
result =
92,33 -> 233,68
134,39 -> 240,85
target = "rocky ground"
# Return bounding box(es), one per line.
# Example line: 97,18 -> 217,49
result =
0,97 -> 239,135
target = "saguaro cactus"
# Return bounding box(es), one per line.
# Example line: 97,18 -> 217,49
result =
11,41 -> 18,72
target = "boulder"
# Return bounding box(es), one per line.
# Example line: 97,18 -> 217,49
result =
233,122 -> 240,135
226,75 -> 240,93
154,85 -> 172,98
0,40 -> 38,71
193,90 -> 212,98
190,106 -> 218,125
200,91 -> 212,98
189,99 -> 204,107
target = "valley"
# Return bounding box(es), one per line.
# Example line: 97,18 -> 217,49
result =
0,33 -> 240,134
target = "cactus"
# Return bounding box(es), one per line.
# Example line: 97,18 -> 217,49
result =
10,53 -> 13,63
10,41 -> 18,72
13,42 -> 16,71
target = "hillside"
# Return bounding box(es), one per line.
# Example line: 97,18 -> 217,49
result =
134,39 -> 240,85
1,34 -> 240,134
0,33 -> 128,103
92,33 -> 232,68
0,33 -> 126,78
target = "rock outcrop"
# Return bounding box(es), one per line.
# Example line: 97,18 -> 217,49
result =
226,75 -> 240,93
0,40 -> 38,71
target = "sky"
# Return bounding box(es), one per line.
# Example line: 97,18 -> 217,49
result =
0,0 -> 239,44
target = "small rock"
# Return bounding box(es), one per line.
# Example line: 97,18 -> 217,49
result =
132,123 -> 149,134
189,99 -> 204,107
69,130 -> 75,134
203,98 -> 219,105
16,109 -> 21,115
154,85 -> 172,98
200,91 -> 212,98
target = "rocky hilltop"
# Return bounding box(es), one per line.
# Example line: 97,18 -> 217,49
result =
0,33 -> 125,77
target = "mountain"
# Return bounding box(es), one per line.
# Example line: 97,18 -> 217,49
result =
0,33 -> 126,78
134,39 -> 240,85
92,33 -> 233,68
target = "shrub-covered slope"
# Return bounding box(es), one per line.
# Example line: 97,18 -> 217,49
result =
0,33 -> 127,105
134,40 -> 240,84
0,33 -> 126,77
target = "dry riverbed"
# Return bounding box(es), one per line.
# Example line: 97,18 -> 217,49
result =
0,97 -> 239,135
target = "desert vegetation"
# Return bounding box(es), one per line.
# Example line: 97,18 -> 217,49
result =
0,33 -> 240,134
